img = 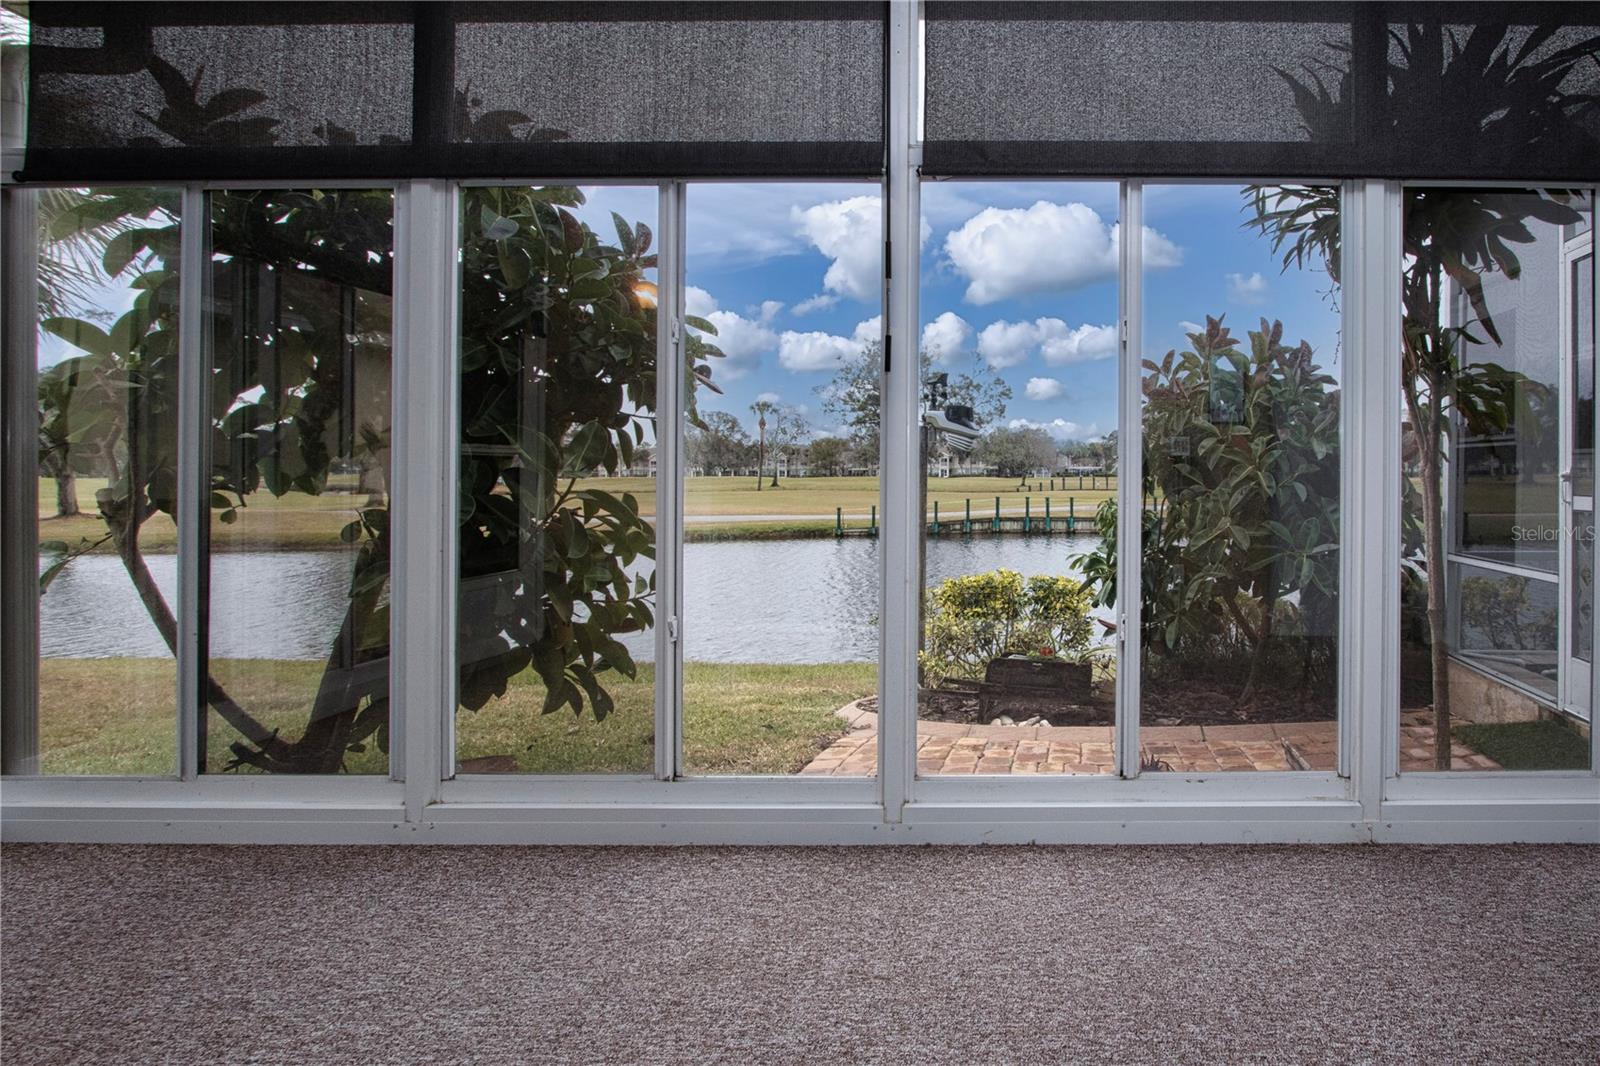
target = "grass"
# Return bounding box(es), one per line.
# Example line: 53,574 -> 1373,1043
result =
1455,719 -> 1592,771
35,657 -> 873,777
38,477 -> 373,554
37,475 -> 1113,552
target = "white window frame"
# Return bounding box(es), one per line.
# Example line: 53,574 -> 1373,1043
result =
2,3 -> 1595,843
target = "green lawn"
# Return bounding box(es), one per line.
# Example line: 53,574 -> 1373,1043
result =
37,474 -> 1113,553
1455,719 -> 1592,771
35,657 -> 873,777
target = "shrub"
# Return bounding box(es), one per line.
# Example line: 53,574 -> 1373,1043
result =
920,569 -> 1095,686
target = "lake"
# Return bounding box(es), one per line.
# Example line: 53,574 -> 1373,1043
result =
40,535 -> 1110,664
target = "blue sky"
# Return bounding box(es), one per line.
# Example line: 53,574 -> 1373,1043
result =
582,180 -> 1343,444
44,182 -> 1342,443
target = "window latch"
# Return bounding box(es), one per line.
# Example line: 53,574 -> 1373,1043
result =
667,616 -> 679,644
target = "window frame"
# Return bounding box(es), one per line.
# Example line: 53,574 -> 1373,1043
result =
2,6 -> 1596,842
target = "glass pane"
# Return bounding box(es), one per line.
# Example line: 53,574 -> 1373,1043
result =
1401,187 -> 1593,772
1574,254 -> 1594,499
204,189 -> 394,774
1573,510 -> 1593,667
454,186 -> 658,775
681,182 -> 881,776
1140,184 -> 1342,772
31,187 -> 181,775
916,181 -> 1119,776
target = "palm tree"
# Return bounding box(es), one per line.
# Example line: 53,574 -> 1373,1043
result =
750,399 -> 775,491
1254,20 -> 1597,769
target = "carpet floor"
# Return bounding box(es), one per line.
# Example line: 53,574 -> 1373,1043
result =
2,844 -> 1597,1064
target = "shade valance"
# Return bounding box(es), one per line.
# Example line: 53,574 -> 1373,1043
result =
19,1 -> 887,182
921,1 -> 1600,181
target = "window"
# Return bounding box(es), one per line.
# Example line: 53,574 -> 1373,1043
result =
454,185 -> 659,775
203,189 -> 395,774
680,182 -> 882,776
28,187 -> 183,775
916,181 -> 1121,776
1400,187 -> 1594,773
1139,184 -> 1342,773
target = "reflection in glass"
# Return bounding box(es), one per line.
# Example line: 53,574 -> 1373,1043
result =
1139,184 -> 1342,773
917,181 -> 1119,776
1401,188 -> 1592,772
681,183 -> 880,776
454,186 -> 658,775
30,188 -> 182,775
205,189 -> 394,773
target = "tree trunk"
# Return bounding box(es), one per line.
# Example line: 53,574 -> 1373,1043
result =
54,469 -> 79,517
1419,445 -> 1453,770
1235,594 -> 1277,708
113,521 -> 285,760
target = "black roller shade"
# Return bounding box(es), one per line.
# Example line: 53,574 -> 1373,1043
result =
923,1 -> 1600,181
20,1 -> 887,182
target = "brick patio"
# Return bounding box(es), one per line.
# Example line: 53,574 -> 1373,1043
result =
800,703 -> 1501,775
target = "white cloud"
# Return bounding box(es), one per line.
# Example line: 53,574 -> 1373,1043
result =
1008,417 -> 1101,442
921,311 -> 973,366
792,197 -> 928,304
778,331 -> 864,373
943,200 -> 1182,305
1226,272 -> 1268,304
1024,377 -> 1065,402
777,316 -> 881,373
755,300 -> 784,325
755,391 -> 782,404
685,285 -> 718,320
793,196 -> 883,303
1040,323 -> 1117,365
792,293 -> 838,315
684,287 -> 778,381
1179,319 -> 1206,335
976,317 -> 1117,370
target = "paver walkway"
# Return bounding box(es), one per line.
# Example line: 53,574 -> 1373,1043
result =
801,703 -> 1500,775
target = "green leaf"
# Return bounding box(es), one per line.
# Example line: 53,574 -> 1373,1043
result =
41,318 -> 114,358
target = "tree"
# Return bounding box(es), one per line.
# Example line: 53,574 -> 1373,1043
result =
31,59 -> 707,772
686,411 -> 752,474
1073,316 -> 1341,710
1255,19 -> 1599,766
749,399 -> 775,489
806,436 -> 849,476
974,426 -> 1058,480
763,403 -> 812,483
819,342 -> 1010,459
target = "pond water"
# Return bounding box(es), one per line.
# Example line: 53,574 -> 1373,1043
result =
41,535 -> 1110,664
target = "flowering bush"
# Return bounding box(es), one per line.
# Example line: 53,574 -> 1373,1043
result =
920,569 -> 1095,685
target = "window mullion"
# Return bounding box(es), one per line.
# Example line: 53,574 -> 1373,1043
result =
176,185 -> 206,781
656,180 -> 687,782
395,179 -> 458,815
1116,180 -> 1144,780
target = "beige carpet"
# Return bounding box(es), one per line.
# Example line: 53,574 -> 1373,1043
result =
2,844 -> 1597,1064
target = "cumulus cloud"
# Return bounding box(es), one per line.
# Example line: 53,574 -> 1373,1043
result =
793,196 -> 883,302
1024,377 -> 1065,402
793,197 -> 929,304
921,311 -> 973,366
685,285 -> 718,320
755,300 -> 784,325
791,293 -> 839,315
1226,272 -> 1268,304
756,391 -> 782,404
1008,417 -> 1101,442
777,315 -> 882,373
1179,319 -> 1206,335
684,286 -> 778,381
943,200 -> 1182,305
976,317 -> 1117,370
